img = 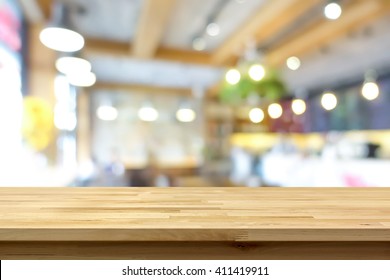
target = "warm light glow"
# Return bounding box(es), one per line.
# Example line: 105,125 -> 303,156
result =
138,106 -> 159,122
268,103 -> 283,119
67,71 -> 96,87
40,27 -> 84,52
249,108 -> 264,123
248,64 -> 265,81
176,108 -> 196,123
291,99 -> 306,115
96,105 -> 118,121
192,37 -> 206,51
225,69 -> 241,85
324,2 -> 342,20
206,22 -> 220,37
362,82 -> 380,101
321,92 -> 337,111
56,57 -> 92,75
286,56 -> 301,71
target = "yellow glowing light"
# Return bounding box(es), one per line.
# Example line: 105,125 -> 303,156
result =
321,92 -> 337,111
249,108 -> 264,123
286,56 -> 301,71
291,99 -> 306,115
248,64 -> 265,81
268,103 -> 283,119
176,108 -> 196,123
362,82 -> 380,101
324,2 -> 342,20
225,69 -> 241,85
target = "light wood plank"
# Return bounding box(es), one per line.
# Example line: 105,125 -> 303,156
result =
1,188 -> 390,242
132,0 -> 177,58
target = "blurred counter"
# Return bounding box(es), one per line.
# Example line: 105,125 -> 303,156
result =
262,154 -> 390,187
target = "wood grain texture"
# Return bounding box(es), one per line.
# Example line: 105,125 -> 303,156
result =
2,241 -> 390,260
1,188 -> 390,242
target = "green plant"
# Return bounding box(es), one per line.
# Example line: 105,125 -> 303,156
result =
219,68 -> 287,104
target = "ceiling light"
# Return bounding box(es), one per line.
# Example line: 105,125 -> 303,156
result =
236,0 -> 246,3
67,71 -> 96,87
249,108 -> 264,123
362,82 -> 380,101
206,22 -> 220,37
40,3 -> 85,52
324,2 -> 342,20
268,103 -> 283,119
286,56 -> 301,71
321,92 -> 337,111
40,27 -> 84,52
291,99 -> 306,115
56,57 -> 91,75
138,106 -> 159,122
176,108 -> 196,123
192,37 -> 206,51
96,105 -> 118,121
225,69 -> 241,85
248,64 -> 266,81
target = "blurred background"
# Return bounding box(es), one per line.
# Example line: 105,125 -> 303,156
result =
1,0 -> 390,187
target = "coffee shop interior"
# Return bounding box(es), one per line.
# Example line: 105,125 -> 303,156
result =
1,0 -> 390,188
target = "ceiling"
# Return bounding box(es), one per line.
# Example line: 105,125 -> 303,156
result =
24,0 -> 390,95
282,16 -> 390,92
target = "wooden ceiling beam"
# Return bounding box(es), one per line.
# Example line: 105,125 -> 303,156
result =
92,82 -> 192,97
35,0 -> 51,20
266,0 -> 389,66
212,0 -> 322,65
132,0 -> 177,59
84,38 -> 214,66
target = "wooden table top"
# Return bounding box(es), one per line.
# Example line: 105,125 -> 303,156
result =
1,187 -> 390,242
